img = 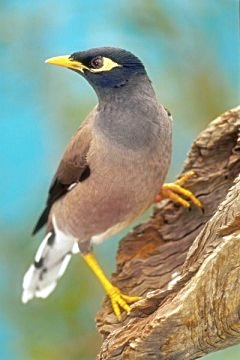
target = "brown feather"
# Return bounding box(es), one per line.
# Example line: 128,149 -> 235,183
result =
32,108 -> 96,235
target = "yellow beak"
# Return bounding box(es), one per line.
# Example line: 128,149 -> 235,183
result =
45,55 -> 88,73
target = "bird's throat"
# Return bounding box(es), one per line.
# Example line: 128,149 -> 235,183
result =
95,83 -> 160,150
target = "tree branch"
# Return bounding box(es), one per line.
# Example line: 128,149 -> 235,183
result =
96,106 -> 240,360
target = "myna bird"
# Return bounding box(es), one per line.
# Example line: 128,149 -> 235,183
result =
22,47 -> 201,319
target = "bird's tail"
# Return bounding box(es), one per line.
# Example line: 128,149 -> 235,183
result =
22,228 -> 79,304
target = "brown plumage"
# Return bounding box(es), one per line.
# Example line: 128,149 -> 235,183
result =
50,104 -> 171,252
22,47 -> 172,316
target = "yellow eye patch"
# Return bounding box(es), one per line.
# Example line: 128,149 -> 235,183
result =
45,55 -> 122,74
89,57 -> 122,73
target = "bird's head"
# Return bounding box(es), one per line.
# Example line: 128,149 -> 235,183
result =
45,47 -> 148,95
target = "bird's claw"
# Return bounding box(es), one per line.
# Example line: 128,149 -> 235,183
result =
156,170 -> 202,208
107,286 -> 142,320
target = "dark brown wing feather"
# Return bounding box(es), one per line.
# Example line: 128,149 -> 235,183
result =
32,164 -> 90,235
32,109 -> 95,235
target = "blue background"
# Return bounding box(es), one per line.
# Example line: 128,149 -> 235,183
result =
0,1 -> 239,359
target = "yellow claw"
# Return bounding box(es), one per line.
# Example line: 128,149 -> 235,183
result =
157,171 -> 203,208
175,170 -> 196,186
83,252 -> 142,320
108,286 -> 142,319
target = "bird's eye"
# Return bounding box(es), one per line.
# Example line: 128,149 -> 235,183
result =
90,56 -> 103,69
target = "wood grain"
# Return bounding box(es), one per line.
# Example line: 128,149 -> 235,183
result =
96,106 -> 240,360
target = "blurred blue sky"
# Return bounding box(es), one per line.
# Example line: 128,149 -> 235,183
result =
0,1 -> 239,359
1,0 -> 238,227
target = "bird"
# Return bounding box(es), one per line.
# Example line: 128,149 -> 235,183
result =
22,47 -> 201,319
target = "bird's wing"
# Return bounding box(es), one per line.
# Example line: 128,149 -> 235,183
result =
32,108 -> 96,235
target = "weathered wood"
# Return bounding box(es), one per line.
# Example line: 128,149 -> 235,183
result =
96,106 -> 240,360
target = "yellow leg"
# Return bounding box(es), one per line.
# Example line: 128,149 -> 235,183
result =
156,171 -> 202,208
83,253 -> 142,320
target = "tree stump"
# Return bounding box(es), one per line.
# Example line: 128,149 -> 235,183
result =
96,106 -> 240,360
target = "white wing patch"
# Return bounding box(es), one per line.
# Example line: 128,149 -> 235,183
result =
22,216 -> 79,304
34,233 -> 50,262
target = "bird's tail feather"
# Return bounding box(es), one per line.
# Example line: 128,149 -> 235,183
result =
22,229 -> 79,304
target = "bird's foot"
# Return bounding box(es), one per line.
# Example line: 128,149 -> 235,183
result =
156,170 -> 202,208
107,285 -> 142,320
83,252 -> 142,320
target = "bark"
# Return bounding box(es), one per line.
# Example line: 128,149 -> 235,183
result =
96,106 -> 240,360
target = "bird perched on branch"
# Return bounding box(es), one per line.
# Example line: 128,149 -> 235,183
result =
22,47 -> 201,319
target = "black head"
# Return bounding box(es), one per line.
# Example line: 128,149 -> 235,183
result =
45,47 -> 147,95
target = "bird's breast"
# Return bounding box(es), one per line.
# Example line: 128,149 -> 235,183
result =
52,106 -> 171,243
